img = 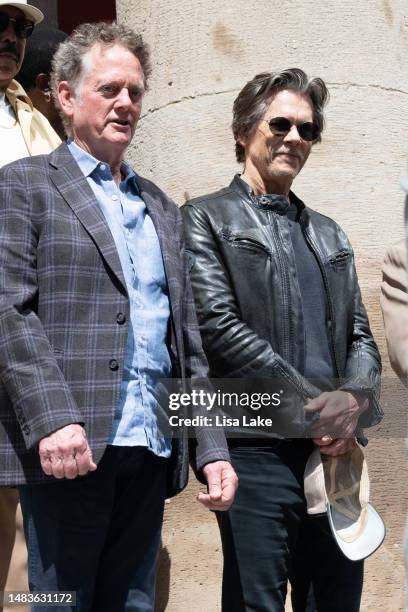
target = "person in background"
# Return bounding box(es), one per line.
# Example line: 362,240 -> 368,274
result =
0,1 -> 60,169
380,182 -> 408,612
0,1 -> 60,604
17,27 -> 67,138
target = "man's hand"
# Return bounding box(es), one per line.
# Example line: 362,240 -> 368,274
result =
305,390 -> 368,439
38,424 -> 97,480
198,460 -> 238,511
313,436 -> 357,457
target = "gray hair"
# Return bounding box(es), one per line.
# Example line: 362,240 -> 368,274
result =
232,68 -> 329,163
50,22 -> 151,135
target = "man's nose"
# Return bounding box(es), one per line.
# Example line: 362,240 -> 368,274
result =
283,125 -> 302,144
0,21 -> 18,44
115,88 -> 132,108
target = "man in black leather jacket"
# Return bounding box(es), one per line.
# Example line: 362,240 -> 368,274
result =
182,69 -> 382,612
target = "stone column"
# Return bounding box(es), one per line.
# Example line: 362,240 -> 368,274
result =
117,2 -> 408,609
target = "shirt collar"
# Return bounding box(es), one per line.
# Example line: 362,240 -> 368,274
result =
67,138 -> 140,194
5,80 -> 33,111
120,160 -> 139,192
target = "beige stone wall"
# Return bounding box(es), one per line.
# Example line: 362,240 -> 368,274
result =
117,1 -> 408,610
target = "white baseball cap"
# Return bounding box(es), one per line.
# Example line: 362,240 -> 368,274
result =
0,1 -> 44,25
304,445 -> 385,561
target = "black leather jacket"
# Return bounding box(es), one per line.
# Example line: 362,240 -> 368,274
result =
182,175 -> 382,434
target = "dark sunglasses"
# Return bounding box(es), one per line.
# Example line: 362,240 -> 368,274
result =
265,116 -> 320,142
0,13 -> 34,39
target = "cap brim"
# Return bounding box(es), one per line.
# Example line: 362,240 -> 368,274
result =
327,502 -> 386,561
0,2 -> 44,24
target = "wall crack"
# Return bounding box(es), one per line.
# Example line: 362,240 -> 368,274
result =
142,87 -> 239,117
328,81 -> 408,96
142,81 -> 408,119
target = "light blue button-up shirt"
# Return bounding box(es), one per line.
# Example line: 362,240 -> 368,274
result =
68,140 -> 172,458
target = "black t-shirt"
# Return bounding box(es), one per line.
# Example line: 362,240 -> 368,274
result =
286,202 -> 336,390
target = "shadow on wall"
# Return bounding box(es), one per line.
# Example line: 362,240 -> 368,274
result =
155,544 -> 171,612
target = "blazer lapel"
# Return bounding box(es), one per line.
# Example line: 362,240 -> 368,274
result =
138,178 -> 180,296
48,143 -> 127,294
138,178 -> 183,349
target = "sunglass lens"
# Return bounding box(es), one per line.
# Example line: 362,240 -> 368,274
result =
0,14 -> 9,33
18,22 -> 34,38
298,123 -> 319,141
0,13 -> 34,38
268,117 -> 291,135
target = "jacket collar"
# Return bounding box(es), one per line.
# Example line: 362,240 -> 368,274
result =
230,173 -> 306,215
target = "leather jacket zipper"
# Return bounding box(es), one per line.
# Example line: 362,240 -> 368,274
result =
302,227 -> 341,379
329,248 -> 350,271
270,213 -> 292,364
221,232 -> 270,255
329,249 -> 349,264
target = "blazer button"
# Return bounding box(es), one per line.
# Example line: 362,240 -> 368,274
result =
116,313 -> 126,325
109,359 -> 119,371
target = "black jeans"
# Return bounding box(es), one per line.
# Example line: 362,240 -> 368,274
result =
19,446 -> 168,612
216,440 -> 364,612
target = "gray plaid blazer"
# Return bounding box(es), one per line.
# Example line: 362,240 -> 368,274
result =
0,143 -> 229,496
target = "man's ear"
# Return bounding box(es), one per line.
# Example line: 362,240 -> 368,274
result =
35,73 -> 50,93
237,132 -> 247,148
58,81 -> 75,119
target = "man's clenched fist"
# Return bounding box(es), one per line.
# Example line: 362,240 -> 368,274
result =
38,423 -> 97,479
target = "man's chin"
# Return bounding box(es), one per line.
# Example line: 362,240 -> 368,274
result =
107,125 -> 134,144
275,165 -> 299,180
276,159 -> 301,178
0,64 -> 18,86
111,135 -> 132,149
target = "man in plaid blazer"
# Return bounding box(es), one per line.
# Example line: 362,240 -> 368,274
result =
0,22 -> 237,612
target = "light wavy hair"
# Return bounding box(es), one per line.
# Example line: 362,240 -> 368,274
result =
50,21 -> 151,135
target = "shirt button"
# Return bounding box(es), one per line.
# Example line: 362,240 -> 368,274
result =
116,313 -> 126,325
109,359 -> 119,371
100,164 -> 106,171
111,195 -> 118,201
